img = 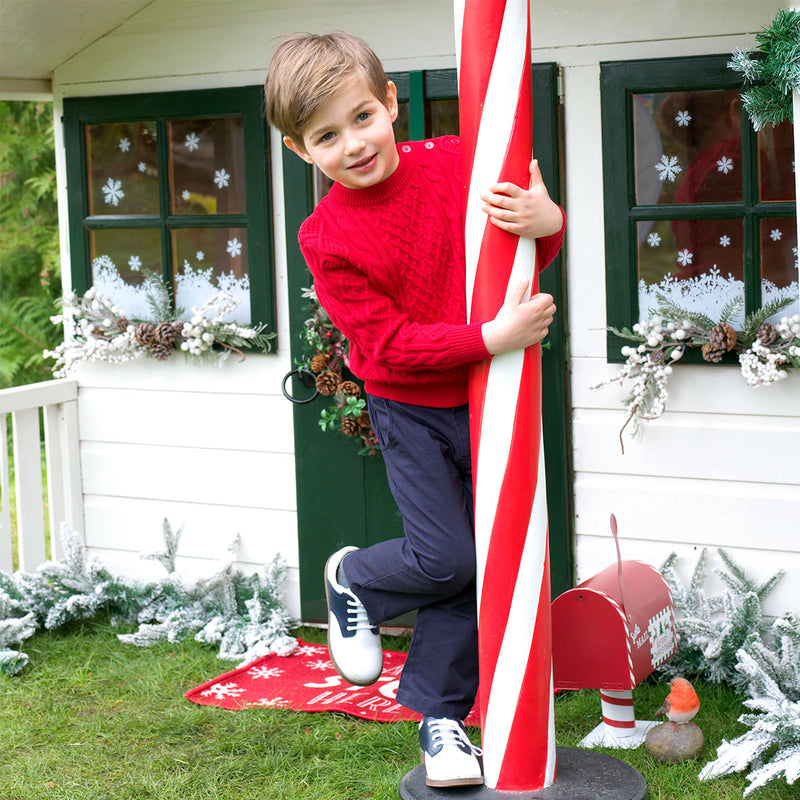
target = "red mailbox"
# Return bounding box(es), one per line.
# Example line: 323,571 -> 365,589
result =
550,516 -> 678,747
552,559 -> 677,692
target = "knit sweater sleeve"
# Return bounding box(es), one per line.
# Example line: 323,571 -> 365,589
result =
300,236 -> 490,375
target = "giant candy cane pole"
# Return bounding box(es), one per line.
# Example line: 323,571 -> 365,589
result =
455,0 -> 556,792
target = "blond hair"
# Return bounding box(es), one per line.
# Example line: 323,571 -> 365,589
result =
265,32 -> 391,146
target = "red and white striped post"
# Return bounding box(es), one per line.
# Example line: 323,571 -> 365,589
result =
455,0 -> 556,792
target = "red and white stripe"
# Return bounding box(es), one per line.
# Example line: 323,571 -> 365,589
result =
455,0 -> 555,791
601,690 -> 637,737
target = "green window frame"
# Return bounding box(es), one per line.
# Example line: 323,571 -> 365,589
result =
63,86 -> 275,332
601,54 -> 796,362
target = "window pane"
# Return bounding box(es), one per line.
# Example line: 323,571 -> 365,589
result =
172,227 -> 250,323
88,227 -> 163,318
86,122 -> 159,215
761,217 -> 798,292
633,89 -> 742,206
426,99 -> 459,138
758,120 -> 795,202
638,218 -> 745,325
169,117 -> 246,215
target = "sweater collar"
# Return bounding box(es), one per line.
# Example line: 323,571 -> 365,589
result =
327,143 -> 415,207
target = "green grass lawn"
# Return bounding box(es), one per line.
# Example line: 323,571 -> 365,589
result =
0,621 -> 791,800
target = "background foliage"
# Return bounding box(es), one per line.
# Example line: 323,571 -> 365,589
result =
0,101 -> 62,389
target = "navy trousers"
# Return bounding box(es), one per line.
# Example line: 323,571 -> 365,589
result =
342,396 -> 479,720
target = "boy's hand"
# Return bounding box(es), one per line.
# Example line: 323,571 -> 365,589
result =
481,279 -> 556,355
480,159 -> 562,240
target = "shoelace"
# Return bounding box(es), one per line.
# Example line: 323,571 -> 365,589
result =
345,595 -> 374,633
427,720 -> 482,756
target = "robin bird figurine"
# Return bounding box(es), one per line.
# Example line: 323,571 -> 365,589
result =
655,677 -> 700,729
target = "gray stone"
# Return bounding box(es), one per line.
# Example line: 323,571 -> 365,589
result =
645,722 -> 704,763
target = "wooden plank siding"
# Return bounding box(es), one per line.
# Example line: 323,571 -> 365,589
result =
50,0 -> 798,621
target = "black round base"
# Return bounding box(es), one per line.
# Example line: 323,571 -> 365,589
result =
399,747 -> 646,800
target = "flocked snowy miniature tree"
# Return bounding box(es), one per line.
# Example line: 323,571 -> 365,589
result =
699,614 -> 800,796
0,519 -> 296,672
659,548 -> 783,690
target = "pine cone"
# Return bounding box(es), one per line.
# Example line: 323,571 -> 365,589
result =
701,342 -> 725,363
154,321 -> 178,346
708,322 -> 737,352
172,321 -> 186,338
310,353 -> 329,374
116,317 -> 130,331
358,410 -> 371,430
649,349 -> 665,364
341,415 -> 362,437
150,342 -> 173,361
756,322 -> 777,346
316,370 -> 341,396
135,323 -> 155,345
339,380 -> 361,398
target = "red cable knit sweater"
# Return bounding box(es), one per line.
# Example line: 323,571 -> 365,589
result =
299,135 -> 565,408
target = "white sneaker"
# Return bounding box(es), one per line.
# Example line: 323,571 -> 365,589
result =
419,716 -> 483,787
324,547 -> 383,686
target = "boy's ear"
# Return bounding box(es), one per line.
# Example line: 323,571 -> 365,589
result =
283,135 -> 315,165
386,81 -> 399,123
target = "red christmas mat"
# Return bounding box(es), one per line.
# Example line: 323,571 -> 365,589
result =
185,639 -> 479,725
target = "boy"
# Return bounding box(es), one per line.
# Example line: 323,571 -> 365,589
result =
265,32 -> 564,788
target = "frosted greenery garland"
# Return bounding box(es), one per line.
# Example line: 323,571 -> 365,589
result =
593,294 -> 800,448
45,271 -> 275,378
0,521 -> 296,675
699,614 -> 800,796
658,548 -> 784,691
729,8 -> 800,131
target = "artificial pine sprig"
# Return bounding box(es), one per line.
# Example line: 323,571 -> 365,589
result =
729,9 -> 800,130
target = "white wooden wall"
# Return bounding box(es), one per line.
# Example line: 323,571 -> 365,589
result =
51,0 -> 798,620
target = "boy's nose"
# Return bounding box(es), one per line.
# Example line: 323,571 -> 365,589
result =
343,131 -> 365,155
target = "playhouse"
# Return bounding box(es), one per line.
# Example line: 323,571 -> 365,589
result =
1,0 -> 798,626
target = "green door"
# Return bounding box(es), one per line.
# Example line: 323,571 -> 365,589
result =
282,64 -> 573,623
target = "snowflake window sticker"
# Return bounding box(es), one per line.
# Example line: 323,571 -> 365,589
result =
655,154 -> 682,182
716,155 -> 734,174
719,235 -> 731,247
676,248 -> 693,266
181,189 -> 191,200
214,168 -> 231,189
118,137 -> 131,153
226,238 -> 243,257
128,255 -> 142,271
196,251 -> 205,261
101,177 -> 125,207
647,232 -> 662,247
674,110 -> 692,127
137,162 -> 147,173
770,228 -> 783,241
184,132 -> 200,152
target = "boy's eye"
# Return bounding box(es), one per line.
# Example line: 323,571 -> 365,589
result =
319,131 -> 335,142
357,111 -> 370,123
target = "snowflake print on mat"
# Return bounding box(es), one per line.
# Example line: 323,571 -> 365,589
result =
307,659 -> 335,671
200,681 -> 245,700
647,232 -> 661,247
677,249 -> 693,267
720,235 -> 731,247
214,168 -> 230,189
101,178 -> 124,207
246,697 -> 290,708
770,228 -> 783,241
655,154 -> 682,182
118,137 -> 131,153
226,238 -> 242,257
247,665 -> 284,680
716,155 -> 734,174
295,644 -> 325,657
185,132 -> 200,152
674,110 -> 692,127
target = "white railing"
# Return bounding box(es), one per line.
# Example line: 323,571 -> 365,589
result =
0,379 -> 83,573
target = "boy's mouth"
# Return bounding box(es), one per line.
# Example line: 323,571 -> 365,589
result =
349,153 -> 376,171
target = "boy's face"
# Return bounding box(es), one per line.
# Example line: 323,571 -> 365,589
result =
285,77 -> 399,190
